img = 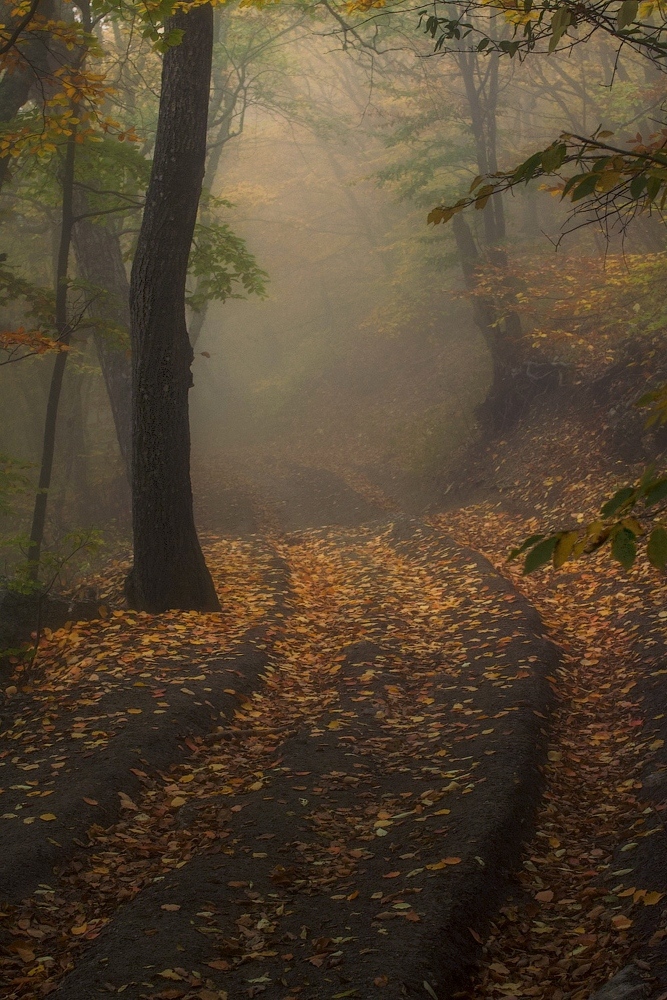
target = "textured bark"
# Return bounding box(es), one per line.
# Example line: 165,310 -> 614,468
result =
72,207 -> 132,476
127,2 -> 219,613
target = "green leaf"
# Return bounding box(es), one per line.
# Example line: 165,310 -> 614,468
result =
645,478 -> 667,506
636,389 -> 660,407
638,464 -> 657,492
513,151 -> 543,184
508,533 -> 545,561
617,0 -> 638,28
541,142 -> 567,174
548,7 -> 572,51
646,175 -> 662,202
562,173 -> 583,197
647,526 -> 667,570
611,528 -> 637,570
571,172 -> 599,202
523,536 -> 558,574
630,174 -> 647,199
601,486 -> 635,517
187,221 -> 268,311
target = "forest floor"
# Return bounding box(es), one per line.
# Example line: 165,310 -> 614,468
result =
1,395 -> 667,1000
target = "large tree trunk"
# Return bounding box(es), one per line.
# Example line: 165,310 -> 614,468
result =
72,208 -> 132,476
126,2 -> 219,614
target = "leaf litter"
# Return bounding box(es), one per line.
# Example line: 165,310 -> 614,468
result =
438,402 -> 667,1000
0,518 -> 559,998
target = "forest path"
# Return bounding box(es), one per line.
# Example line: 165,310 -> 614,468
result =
1,458 -> 666,999
438,504 -> 667,1000
0,499 -> 558,999
203,454 -> 667,998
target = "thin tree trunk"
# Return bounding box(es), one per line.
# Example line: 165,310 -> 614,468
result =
72,207 -> 132,476
27,130 -> 77,578
126,1 -> 219,613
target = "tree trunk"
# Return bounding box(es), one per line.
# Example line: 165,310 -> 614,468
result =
452,213 -> 520,431
27,130 -> 77,578
127,2 -> 219,613
72,207 -> 132,476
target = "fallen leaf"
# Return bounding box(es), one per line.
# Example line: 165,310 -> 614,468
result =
642,891 -> 664,905
611,915 -> 633,930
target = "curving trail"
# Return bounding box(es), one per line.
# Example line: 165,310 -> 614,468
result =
1,458 -> 666,1000
0,516 -> 557,999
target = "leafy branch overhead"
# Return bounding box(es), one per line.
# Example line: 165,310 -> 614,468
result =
511,464 -> 667,574
186,220 -> 268,313
417,0 -> 667,228
427,128 -> 667,228
420,0 -> 667,61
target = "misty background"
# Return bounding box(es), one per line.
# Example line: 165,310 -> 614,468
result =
1,2 -> 663,577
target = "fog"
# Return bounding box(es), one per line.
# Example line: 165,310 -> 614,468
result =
1,2 -> 663,567
3,3 -> 667,995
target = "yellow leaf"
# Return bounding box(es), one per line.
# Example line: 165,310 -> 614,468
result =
327,720 -> 342,730
426,857 -> 461,870
596,170 -> 621,193
71,923 -> 88,935
643,891 -> 664,905
170,796 -> 186,808
158,969 -> 183,980
39,813 -> 57,821
611,914 -> 633,930
554,531 -> 578,568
